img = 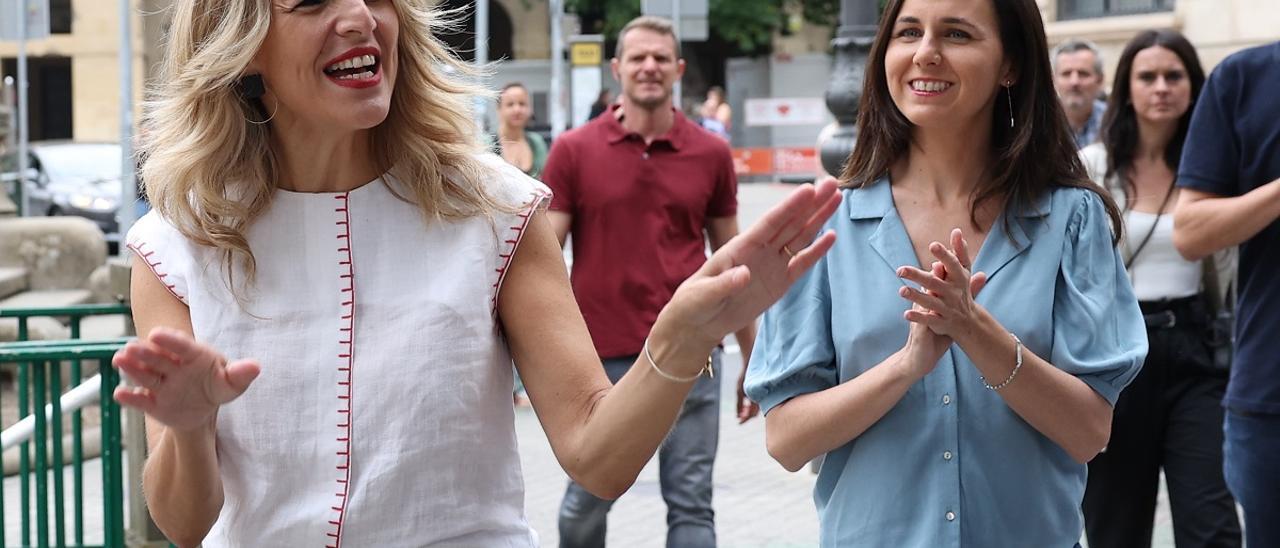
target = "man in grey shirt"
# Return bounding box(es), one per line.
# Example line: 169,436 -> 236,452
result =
1053,39 -> 1108,148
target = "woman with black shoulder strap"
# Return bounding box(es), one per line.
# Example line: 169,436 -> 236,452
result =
1079,29 -> 1241,548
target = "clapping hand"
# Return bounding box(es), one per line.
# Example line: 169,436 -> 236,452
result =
112,328 -> 260,432
897,228 -> 989,340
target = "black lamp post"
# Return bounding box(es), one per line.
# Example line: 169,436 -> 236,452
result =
819,0 -> 880,177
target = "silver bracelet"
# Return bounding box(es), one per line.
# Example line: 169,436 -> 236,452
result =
643,338 -> 713,383
981,332 -> 1023,391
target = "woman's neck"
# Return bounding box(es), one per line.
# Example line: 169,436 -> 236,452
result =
270,123 -> 379,193
896,123 -> 994,206
498,124 -> 525,141
1134,118 -> 1178,165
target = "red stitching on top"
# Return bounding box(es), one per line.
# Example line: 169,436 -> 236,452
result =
326,192 -> 357,546
491,190 -> 550,314
127,241 -> 187,305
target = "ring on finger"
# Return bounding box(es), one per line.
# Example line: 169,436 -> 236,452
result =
782,245 -> 797,258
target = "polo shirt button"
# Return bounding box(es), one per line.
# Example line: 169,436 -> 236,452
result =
942,394 -> 951,405
943,451 -> 953,461
642,152 -> 650,159
945,511 -> 956,522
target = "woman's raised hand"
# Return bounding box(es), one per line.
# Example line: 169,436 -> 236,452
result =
658,178 -> 842,348
897,228 -> 989,340
112,328 -> 260,432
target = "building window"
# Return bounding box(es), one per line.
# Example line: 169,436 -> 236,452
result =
50,0 -> 71,34
1058,0 -> 1175,20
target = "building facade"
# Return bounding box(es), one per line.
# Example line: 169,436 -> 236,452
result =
0,0 -> 168,143
1039,0 -> 1280,82
3,0 -> 1276,143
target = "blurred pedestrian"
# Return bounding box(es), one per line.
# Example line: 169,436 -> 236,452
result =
698,85 -> 732,141
544,15 -> 761,548
111,1 -> 839,546
588,89 -> 613,121
1173,39 -> 1280,548
1079,28 -> 1241,548
1053,38 -> 1108,148
494,82 -> 548,180
746,0 -> 1147,545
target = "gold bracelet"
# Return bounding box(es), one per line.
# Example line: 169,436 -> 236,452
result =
642,338 -> 714,383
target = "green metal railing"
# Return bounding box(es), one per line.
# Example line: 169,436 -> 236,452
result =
1,304 -> 132,547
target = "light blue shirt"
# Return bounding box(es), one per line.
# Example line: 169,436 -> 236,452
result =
745,180 -> 1147,547
1074,99 -> 1108,149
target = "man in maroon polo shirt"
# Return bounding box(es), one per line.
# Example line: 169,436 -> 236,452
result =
543,15 -> 758,548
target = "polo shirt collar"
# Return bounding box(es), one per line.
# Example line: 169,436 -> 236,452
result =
603,104 -> 688,150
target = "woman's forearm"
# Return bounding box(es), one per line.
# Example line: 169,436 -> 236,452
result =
955,310 -> 1112,464
764,350 -> 920,472
143,422 -> 224,547
563,323 -> 716,499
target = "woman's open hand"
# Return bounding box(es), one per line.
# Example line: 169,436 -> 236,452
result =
657,179 -> 842,349
112,328 -> 260,432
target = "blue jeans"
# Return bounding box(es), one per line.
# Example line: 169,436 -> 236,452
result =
558,349 -> 722,548
1223,409 -> 1280,548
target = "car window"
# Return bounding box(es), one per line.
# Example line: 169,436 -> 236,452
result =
33,144 -> 122,181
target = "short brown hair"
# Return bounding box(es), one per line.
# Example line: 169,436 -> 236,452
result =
615,15 -> 681,59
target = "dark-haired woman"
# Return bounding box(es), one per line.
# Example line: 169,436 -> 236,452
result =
744,0 -> 1147,545
1079,29 -> 1241,548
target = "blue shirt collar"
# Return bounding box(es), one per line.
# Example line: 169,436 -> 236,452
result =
844,176 -> 1052,220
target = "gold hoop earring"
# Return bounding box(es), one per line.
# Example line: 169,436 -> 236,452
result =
246,95 -> 278,125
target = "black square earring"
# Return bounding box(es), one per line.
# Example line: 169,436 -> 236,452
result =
239,74 -> 265,100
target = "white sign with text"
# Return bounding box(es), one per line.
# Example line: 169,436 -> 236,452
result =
744,97 -> 827,127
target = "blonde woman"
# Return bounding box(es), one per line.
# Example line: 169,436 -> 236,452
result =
110,1 -> 840,546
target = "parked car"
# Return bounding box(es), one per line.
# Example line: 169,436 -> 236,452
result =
2,141 -> 127,249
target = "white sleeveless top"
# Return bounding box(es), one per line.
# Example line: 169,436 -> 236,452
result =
126,155 -> 549,547
1122,211 -> 1201,301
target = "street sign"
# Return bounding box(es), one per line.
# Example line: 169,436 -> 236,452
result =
0,0 -> 50,41
570,42 -> 603,67
641,0 -> 708,41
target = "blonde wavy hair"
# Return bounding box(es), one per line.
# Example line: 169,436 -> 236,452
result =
139,0 -> 506,286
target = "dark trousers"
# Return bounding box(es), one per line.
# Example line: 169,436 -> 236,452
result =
558,350 -> 722,548
1082,297 -> 1241,548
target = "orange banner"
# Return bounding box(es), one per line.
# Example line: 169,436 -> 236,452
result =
732,147 -> 818,176
732,148 -> 775,176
